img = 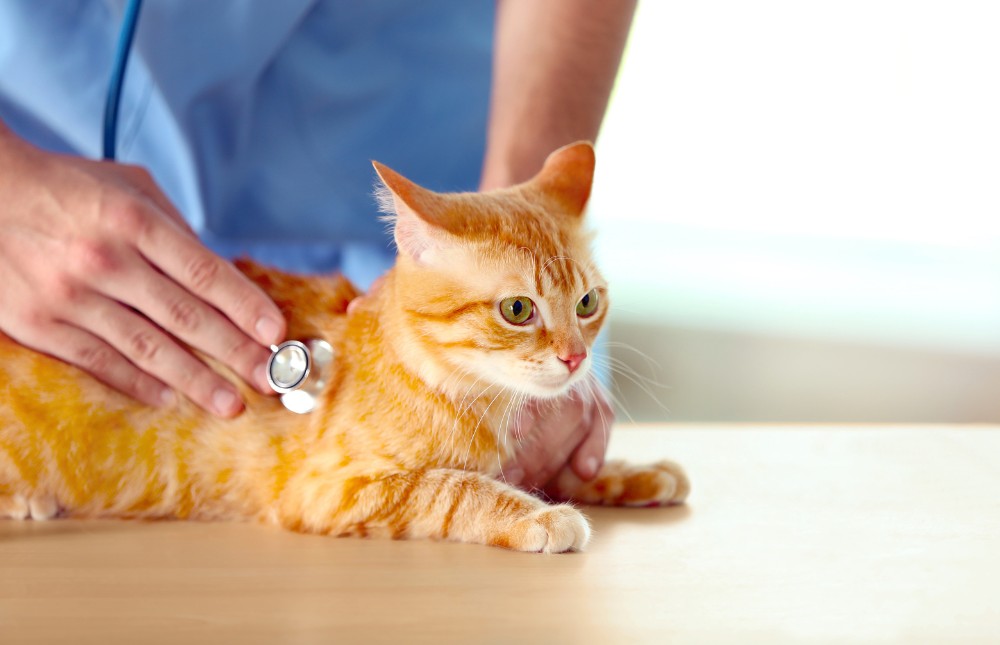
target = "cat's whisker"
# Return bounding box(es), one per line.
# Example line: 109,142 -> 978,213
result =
513,391 -> 530,441
540,254 -> 571,273
585,361 -> 644,424
582,375 -> 612,451
495,390 -> 515,478
447,377 -> 491,458
498,389 -> 518,450
462,385 -> 507,472
590,365 -> 650,421
592,353 -> 672,402
495,387 -> 527,483
442,367 -> 482,444
601,341 -> 669,381
597,358 -> 672,401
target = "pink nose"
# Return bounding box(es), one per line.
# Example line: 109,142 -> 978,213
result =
559,351 -> 587,374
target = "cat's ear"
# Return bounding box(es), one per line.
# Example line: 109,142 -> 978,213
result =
372,161 -> 456,264
531,141 -> 596,218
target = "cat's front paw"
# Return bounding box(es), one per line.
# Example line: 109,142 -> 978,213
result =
500,505 -> 591,553
0,493 -> 59,520
0,494 -> 29,520
554,459 -> 690,507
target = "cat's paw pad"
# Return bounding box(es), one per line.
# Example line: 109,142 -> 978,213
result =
505,505 -> 591,553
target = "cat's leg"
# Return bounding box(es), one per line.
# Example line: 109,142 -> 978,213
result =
276,469 -> 590,553
549,459 -> 690,507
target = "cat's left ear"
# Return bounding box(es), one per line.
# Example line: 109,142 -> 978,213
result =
372,161 -> 457,264
530,141 -> 596,218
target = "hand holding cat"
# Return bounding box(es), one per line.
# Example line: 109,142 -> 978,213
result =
504,387 -> 614,491
0,127 -> 285,416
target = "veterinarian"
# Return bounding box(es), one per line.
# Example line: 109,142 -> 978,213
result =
0,0 -> 635,491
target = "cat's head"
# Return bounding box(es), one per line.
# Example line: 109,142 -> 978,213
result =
374,142 -> 607,399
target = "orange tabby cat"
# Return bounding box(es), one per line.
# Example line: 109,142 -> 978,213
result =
0,142 -> 687,552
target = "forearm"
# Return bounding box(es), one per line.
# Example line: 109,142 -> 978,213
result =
480,0 -> 636,190
0,118 -> 24,152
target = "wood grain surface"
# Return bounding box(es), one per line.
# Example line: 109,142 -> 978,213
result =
2,425 -> 998,644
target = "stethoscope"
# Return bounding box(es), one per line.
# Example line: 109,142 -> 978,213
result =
106,0 -> 333,414
265,339 -> 336,414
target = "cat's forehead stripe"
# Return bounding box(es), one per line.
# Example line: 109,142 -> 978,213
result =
405,300 -> 492,322
538,255 -> 585,297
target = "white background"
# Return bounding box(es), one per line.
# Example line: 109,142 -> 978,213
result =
590,1 -> 1000,420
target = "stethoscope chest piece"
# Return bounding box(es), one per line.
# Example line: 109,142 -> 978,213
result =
266,339 -> 335,414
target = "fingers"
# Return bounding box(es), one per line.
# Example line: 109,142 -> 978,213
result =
0,147 -> 276,414
503,389 -> 615,492
506,396 -> 591,491
569,391 -> 614,481
25,322 -> 171,409
65,291 -> 245,417
132,208 -> 286,349
95,249 -> 272,394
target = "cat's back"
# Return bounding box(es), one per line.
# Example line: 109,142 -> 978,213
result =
0,329 -> 168,470
0,330 -> 113,430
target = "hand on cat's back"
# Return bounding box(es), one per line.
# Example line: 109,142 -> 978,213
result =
504,388 -> 614,492
0,126 -> 285,417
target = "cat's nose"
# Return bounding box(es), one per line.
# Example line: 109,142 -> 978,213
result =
559,351 -> 587,374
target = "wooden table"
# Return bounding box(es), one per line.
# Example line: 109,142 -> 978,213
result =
2,425 -> 999,644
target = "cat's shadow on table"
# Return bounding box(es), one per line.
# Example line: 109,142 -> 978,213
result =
582,503 -> 692,530
0,504 -> 692,547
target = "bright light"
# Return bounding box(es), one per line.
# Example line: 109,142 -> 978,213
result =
592,0 -> 1000,355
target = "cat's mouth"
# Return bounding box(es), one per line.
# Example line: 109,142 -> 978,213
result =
528,370 -> 588,398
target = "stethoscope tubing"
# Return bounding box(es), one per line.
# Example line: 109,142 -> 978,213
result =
103,0 -> 145,160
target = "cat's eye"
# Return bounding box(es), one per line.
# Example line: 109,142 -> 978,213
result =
500,296 -> 534,325
576,289 -> 599,317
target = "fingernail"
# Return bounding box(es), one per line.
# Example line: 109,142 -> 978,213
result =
159,388 -> 175,407
255,316 -> 282,345
213,388 -> 241,416
504,468 -> 525,485
584,456 -> 600,478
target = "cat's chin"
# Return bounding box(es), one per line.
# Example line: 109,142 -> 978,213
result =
517,373 -> 587,400
528,386 -> 575,400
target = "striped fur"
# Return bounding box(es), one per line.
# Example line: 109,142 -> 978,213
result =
0,143 -> 687,552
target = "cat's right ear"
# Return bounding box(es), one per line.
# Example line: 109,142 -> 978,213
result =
531,141 -> 596,218
372,161 -> 454,264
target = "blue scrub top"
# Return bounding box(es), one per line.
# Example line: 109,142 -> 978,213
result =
0,0 -> 494,286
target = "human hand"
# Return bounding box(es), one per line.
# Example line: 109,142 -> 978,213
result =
503,387 -> 614,492
0,127 -> 285,416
